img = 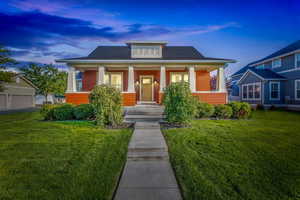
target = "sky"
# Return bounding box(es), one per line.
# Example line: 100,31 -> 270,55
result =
1,0 -> 299,75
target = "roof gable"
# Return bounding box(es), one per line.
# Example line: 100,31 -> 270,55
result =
237,69 -> 286,84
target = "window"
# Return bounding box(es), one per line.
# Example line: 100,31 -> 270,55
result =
272,58 -> 281,68
295,80 -> 300,100
256,64 -> 265,69
242,82 -> 261,100
296,53 -> 300,68
170,72 -> 189,83
104,73 -> 123,91
131,45 -> 161,58
269,82 -> 280,100
242,85 -> 247,99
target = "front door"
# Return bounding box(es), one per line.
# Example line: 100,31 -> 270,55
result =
140,76 -> 153,101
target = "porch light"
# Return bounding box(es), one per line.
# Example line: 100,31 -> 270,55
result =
154,80 -> 158,85
135,81 -> 140,85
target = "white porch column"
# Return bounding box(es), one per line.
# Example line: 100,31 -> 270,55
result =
67,66 -> 76,92
160,65 -> 166,92
97,66 -> 105,85
127,66 -> 135,92
188,66 -> 196,92
217,66 -> 226,92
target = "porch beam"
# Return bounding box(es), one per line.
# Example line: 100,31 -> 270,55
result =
160,66 -> 166,92
188,66 -> 196,92
97,66 -> 105,85
127,66 -> 135,92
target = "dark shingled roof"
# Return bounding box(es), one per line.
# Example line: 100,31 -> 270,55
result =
249,68 -> 286,80
232,65 -> 251,76
251,40 -> 300,65
65,46 -> 233,61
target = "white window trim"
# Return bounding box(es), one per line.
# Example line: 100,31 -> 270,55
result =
295,53 -> 300,68
170,72 -> 189,83
295,80 -> 300,100
241,82 -> 261,100
272,58 -> 282,68
105,72 -> 123,91
269,81 -> 280,100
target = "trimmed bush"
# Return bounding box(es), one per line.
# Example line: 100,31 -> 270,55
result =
195,102 -> 215,118
228,101 -> 251,119
40,104 -> 58,120
163,82 -> 197,125
52,104 -> 74,120
89,85 -> 123,127
214,104 -> 233,119
73,104 -> 95,120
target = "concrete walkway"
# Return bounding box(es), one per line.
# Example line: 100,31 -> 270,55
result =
114,106 -> 182,200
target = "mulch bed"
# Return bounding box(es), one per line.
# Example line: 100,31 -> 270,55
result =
106,122 -> 134,129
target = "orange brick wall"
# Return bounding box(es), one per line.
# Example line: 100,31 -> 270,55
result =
65,93 -> 89,105
192,92 -> 227,104
122,93 -> 136,106
66,92 -> 136,106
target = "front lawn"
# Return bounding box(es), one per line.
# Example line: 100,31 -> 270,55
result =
0,111 -> 132,200
164,110 -> 300,200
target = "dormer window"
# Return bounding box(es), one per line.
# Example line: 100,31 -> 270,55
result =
272,58 -> 281,68
131,45 -> 162,58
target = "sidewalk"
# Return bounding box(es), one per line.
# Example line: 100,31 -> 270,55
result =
114,121 -> 182,200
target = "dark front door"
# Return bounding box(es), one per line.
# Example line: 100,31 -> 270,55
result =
140,76 -> 153,101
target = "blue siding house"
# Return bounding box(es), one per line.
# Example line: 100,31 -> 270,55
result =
229,40 -> 300,107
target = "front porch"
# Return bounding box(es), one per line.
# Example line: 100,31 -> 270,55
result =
65,64 -> 227,106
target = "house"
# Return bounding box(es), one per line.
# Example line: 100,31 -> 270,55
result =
0,74 -> 37,111
229,40 -> 300,108
56,41 -> 235,106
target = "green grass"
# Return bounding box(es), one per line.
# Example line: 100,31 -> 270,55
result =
164,110 -> 300,200
0,111 -> 132,200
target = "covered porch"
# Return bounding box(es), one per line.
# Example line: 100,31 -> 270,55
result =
65,63 -> 227,106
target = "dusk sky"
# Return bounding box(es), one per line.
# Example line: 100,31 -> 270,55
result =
1,0 -> 299,75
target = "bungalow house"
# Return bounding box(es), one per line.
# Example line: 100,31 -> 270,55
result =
229,40 -> 300,108
57,41 -> 235,106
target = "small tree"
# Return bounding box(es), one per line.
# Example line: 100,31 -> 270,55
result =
0,46 -> 15,91
21,64 -> 67,102
163,82 -> 197,125
89,85 -> 123,127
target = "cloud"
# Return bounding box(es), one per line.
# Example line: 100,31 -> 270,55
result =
1,10 -> 238,63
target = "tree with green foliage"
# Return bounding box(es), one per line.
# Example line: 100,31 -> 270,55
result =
0,46 -> 15,91
21,64 -> 67,102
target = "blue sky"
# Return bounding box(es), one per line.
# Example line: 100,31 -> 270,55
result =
1,0 -> 299,75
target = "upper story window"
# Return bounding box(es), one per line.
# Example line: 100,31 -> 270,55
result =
256,64 -> 265,69
104,72 -> 123,91
295,53 -> 300,68
272,58 -> 281,68
131,45 -> 162,58
170,72 -> 189,83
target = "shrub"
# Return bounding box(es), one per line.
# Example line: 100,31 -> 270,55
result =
214,104 -> 233,119
195,102 -> 215,118
256,104 -> 265,110
52,104 -> 74,120
73,104 -> 95,120
89,85 -> 123,127
228,101 -> 251,119
40,104 -> 58,120
163,82 -> 196,125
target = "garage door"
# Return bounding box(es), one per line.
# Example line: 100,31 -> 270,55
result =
0,94 -> 6,110
11,95 -> 34,109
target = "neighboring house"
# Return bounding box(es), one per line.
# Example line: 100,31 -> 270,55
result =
0,74 -> 37,111
35,94 -> 65,105
57,41 -> 235,106
229,40 -> 300,107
